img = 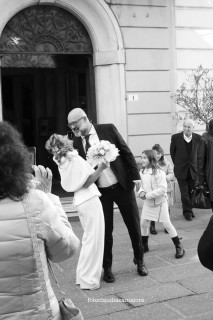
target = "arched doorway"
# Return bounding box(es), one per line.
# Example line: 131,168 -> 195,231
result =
0,0 -> 126,136
0,5 -> 96,193
0,0 -> 127,195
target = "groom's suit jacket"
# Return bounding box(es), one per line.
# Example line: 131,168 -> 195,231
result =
170,131 -> 201,180
73,123 -> 140,191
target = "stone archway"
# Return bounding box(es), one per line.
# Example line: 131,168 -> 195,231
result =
0,0 -> 127,138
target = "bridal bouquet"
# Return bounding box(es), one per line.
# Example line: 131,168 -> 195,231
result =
86,140 -> 119,167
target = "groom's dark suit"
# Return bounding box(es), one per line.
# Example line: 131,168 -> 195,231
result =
73,123 -> 144,270
170,132 -> 201,218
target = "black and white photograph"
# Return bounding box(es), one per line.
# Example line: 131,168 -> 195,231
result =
1,1 -> 213,319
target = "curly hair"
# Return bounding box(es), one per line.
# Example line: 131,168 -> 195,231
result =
141,150 -> 161,174
45,134 -> 74,164
0,121 -> 32,200
152,144 -> 166,166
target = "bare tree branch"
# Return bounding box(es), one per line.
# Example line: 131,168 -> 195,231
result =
172,65 -> 213,125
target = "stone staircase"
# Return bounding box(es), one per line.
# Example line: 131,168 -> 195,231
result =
60,196 -> 119,218
60,197 -> 77,217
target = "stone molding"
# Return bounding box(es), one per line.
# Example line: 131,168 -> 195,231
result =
93,49 -> 125,66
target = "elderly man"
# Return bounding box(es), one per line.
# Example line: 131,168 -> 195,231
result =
170,119 -> 201,221
67,108 -> 148,283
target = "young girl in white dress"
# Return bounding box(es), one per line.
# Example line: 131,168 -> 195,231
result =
150,143 -> 175,235
46,134 -> 108,290
138,150 -> 185,259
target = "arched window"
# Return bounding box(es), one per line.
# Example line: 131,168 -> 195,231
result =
0,5 -> 92,67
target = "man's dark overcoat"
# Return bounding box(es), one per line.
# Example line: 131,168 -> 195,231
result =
170,132 -> 201,181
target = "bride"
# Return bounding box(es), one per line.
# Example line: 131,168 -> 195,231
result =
45,134 -> 108,290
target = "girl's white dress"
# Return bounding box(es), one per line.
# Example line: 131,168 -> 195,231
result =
55,150 -> 105,290
139,168 -> 170,222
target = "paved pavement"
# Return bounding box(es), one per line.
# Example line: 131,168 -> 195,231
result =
52,201 -> 213,320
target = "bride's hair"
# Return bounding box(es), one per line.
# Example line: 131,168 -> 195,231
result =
46,134 -> 73,153
45,134 -> 74,164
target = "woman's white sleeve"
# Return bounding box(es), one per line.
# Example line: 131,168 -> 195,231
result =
58,155 -> 94,192
39,192 -> 80,263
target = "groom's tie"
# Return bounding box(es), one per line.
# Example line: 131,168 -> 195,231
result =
84,134 -> 91,154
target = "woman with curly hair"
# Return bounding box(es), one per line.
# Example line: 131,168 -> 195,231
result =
138,150 -> 184,258
149,144 -> 175,235
46,134 -> 108,291
0,121 -> 80,320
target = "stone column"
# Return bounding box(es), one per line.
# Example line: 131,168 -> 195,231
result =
93,50 -> 127,141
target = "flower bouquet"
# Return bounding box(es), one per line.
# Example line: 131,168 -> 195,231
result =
86,140 -> 119,167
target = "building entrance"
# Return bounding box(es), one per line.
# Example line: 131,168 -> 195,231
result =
2,54 -> 95,195
0,5 -> 95,196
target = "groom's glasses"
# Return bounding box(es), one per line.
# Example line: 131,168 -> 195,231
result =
67,117 -> 84,128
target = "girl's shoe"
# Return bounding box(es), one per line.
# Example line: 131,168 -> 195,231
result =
150,221 -> 157,235
172,236 -> 185,259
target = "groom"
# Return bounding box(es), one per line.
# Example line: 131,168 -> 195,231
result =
67,108 -> 148,282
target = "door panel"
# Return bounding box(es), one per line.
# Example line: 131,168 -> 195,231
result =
2,55 -> 96,196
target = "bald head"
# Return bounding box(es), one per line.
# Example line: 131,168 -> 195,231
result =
183,119 -> 194,137
67,108 -> 91,137
68,108 -> 87,122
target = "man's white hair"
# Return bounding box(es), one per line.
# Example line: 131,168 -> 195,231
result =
183,118 -> 194,127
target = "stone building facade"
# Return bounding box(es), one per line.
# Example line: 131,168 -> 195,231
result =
0,0 -> 211,171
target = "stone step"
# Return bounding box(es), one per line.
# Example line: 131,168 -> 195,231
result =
60,197 -> 77,217
60,196 -> 119,218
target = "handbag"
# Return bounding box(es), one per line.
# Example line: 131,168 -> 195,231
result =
59,299 -> 82,320
197,215 -> 213,271
48,261 -> 84,320
191,184 -> 211,209
22,195 -> 84,320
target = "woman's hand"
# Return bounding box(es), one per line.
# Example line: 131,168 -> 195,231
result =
98,160 -> 110,171
83,161 -> 110,188
32,165 -> 53,193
